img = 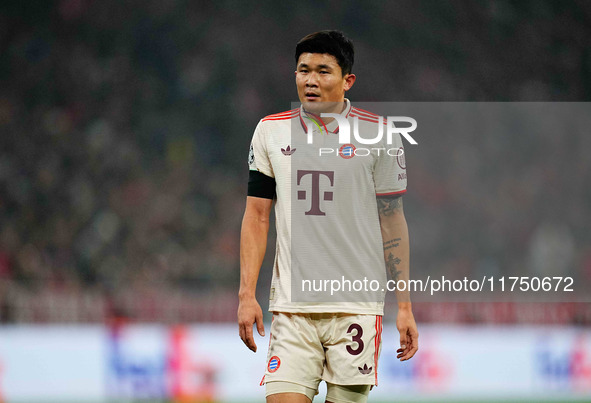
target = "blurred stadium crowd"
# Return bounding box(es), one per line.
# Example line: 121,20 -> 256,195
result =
0,0 -> 590,323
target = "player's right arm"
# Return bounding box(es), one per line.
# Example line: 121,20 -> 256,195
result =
238,195 -> 272,352
239,122 -> 275,352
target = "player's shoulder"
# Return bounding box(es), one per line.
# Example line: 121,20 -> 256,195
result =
349,106 -> 387,126
260,108 -> 299,123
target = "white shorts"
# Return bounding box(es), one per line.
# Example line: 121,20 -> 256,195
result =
261,312 -> 383,392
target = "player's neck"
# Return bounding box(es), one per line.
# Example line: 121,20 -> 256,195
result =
303,100 -> 346,125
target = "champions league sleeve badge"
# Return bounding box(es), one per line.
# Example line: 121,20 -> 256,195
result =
248,143 -> 255,168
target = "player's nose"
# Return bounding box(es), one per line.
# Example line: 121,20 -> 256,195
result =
305,72 -> 319,86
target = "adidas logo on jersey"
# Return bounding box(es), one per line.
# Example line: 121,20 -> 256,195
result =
358,363 -> 373,374
281,145 -> 296,155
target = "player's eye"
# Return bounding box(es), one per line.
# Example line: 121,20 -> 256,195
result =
320,71 -> 329,74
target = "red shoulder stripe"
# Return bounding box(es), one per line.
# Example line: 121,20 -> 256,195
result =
270,108 -> 298,116
262,110 -> 298,122
264,109 -> 298,119
350,113 -> 378,122
262,116 -> 297,122
352,107 -> 380,119
350,113 -> 387,125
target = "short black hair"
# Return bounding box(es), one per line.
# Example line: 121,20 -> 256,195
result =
295,30 -> 354,76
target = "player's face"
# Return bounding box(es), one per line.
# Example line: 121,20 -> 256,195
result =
295,52 -> 356,114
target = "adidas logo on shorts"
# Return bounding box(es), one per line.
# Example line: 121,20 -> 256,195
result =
358,363 -> 373,374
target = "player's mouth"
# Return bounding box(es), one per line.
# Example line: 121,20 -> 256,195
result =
305,92 -> 320,101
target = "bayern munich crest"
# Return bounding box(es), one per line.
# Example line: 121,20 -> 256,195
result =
267,356 -> 281,373
339,143 -> 356,159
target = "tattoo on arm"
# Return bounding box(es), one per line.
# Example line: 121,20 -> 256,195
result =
379,195 -> 404,280
386,252 -> 402,281
383,237 -> 401,251
377,195 -> 403,216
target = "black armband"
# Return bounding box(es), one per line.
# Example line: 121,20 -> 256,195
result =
247,170 -> 276,199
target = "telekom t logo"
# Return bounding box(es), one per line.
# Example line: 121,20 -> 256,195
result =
297,170 -> 334,216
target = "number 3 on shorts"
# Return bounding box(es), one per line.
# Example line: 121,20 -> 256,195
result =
346,323 -> 364,355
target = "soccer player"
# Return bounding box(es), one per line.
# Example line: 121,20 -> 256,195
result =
238,30 -> 418,403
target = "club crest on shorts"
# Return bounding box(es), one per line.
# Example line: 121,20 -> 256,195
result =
267,356 -> 281,373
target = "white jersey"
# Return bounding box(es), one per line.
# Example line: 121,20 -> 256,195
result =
249,99 -> 407,315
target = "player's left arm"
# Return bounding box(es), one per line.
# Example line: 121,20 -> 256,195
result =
377,194 -> 418,361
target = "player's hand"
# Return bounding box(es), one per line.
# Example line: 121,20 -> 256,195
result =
396,308 -> 418,361
237,296 -> 265,352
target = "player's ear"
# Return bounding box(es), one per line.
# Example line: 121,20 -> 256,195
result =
344,73 -> 356,91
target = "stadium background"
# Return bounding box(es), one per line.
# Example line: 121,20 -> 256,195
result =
0,0 -> 590,402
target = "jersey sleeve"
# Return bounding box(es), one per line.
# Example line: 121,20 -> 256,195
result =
373,134 -> 407,196
248,121 -> 274,178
